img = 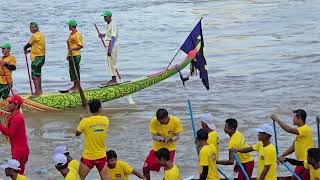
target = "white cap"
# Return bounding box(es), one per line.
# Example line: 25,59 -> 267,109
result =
55,145 -> 68,154
0,159 -> 21,170
53,153 -> 67,166
256,123 -> 273,136
199,113 -> 216,130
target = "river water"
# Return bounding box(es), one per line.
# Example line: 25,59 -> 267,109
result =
0,0 -> 320,179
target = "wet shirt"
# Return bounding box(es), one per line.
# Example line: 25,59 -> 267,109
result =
28,31 -> 46,61
0,54 -> 16,84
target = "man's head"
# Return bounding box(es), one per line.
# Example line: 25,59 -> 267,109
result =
0,159 -> 20,177
7,95 -> 23,112
0,43 -> 11,56
88,99 -> 101,114
106,150 -> 118,169
30,22 -> 39,33
156,108 -> 169,125
224,118 -> 237,135
66,20 -> 77,31
53,153 -> 68,176
155,148 -> 171,167
101,10 -> 112,24
256,123 -> 273,142
196,128 -> 209,146
200,113 -> 216,131
55,145 -> 70,158
307,148 -> 320,167
293,109 -> 307,126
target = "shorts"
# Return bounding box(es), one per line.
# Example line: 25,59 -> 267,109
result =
68,55 -> 81,81
12,151 -> 29,175
0,83 -> 10,99
292,166 -> 310,180
31,56 -> 45,78
234,160 -> 254,180
143,149 -> 175,172
80,156 -> 106,171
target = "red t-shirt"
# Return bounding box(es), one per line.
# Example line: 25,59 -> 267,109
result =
0,111 -> 29,156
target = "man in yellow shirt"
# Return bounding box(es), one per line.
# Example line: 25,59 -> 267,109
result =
66,19 -> 83,92
24,22 -> 45,96
155,148 -> 181,180
55,145 -> 80,172
271,109 -> 313,180
0,159 -> 28,180
217,118 -> 254,180
0,43 -> 16,99
199,113 -> 219,160
143,108 -> 183,180
196,128 -> 219,180
53,153 -> 80,180
236,123 -> 277,180
104,150 -> 146,180
75,99 -> 109,180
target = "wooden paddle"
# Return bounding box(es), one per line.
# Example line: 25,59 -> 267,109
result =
67,42 -> 87,109
24,53 -> 34,95
316,116 -> 320,148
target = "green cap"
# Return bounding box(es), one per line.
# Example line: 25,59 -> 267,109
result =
101,10 -> 112,17
30,22 -> 38,28
0,43 -> 11,49
66,19 -> 77,27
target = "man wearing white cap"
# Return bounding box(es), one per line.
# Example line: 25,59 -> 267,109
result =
55,145 -> 80,172
200,113 -> 220,160
236,123 -> 277,180
0,159 -> 27,180
53,153 -> 80,180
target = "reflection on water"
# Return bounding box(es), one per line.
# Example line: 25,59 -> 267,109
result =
1,0 -> 320,179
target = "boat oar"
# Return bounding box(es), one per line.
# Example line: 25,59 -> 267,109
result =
273,120 -> 301,180
316,116 -> 320,148
187,100 -> 230,180
94,24 -> 135,105
24,53 -> 34,95
68,44 -> 87,109
233,152 -> 250,180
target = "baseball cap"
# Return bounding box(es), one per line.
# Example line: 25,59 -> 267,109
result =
55,145 -> 69,154
199,113 -> 216,130
0,159 -> 21,170
256,123 -> 273,136
53,153 -> 67,166
0,43 -> 11,49
7,95 -> 24,105
66,19 -> 77,27
101,10 -> 112,17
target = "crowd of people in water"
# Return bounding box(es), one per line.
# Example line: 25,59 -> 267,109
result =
0,94 -> 319,180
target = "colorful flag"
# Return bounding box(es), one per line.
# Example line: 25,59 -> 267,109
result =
180,19 -> 209,90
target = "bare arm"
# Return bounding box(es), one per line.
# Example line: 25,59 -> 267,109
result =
216,149 -> 235,165
259,165 -> 271,180
237,147 -> 254,153
152,133 -> 165,142
199,166 -> 208,180
132,169 -> 146,179
279,142 -> 294,161
270,114 -> 299,135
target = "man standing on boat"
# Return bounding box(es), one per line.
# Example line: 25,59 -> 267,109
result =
75,99 -> 109,180
99,10 -> 119,85
66,19 -> 83,92
217,118 -> 254,180
24,22 -> 45,96
271,109 -> 313,180
0,43 -> 16,99
0,95 -> 29,175
143,108 -> 183,180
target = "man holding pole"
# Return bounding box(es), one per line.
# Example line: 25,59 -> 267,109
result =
99,10 -> 119,85
271,109 -> 313,180
24,22 -> 45,96
66,19 -> 83,92
0,43 -> 16,99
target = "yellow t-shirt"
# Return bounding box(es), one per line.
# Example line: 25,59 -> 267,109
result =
28,31 -> 45,61
17,174 -> 28,180
208,131 -> 219,160
252,142 -> 277,180
199,144 -> 220,180
68,159 -> 80,172
77,115 -> 109,160
107,160 -> 133,180
0,55 -> 16,84
228,131 -> 254,163
149,115 -> 183,151
164,164 -> 181,180
65,168 -> 80,180
304,160 -> 320,180
67,31 -> 83,56
295,124 -> 313,161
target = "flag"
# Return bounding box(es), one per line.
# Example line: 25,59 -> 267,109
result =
180,19 -> 209,90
